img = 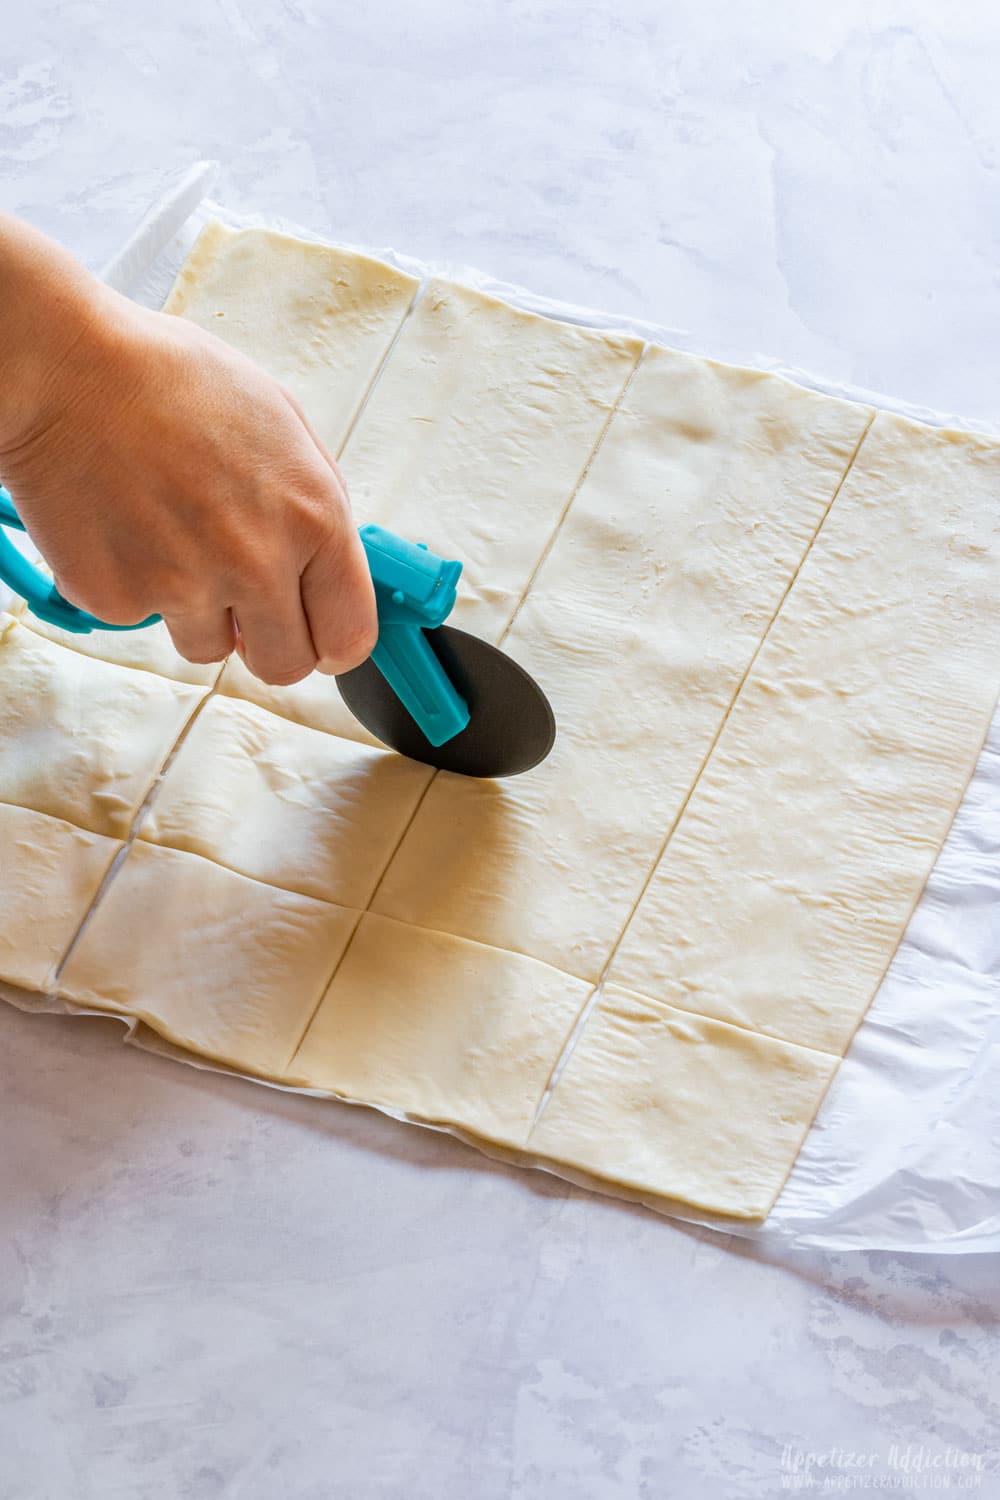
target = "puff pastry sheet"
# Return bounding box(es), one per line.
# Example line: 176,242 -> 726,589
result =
3,221 -> 1000,1221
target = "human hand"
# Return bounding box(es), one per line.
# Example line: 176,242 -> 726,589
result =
0,214 -> 377,685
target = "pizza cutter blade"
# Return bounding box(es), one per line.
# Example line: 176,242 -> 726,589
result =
337,624 -> 556,778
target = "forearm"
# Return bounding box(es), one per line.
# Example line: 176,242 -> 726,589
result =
0,213 -> 112,455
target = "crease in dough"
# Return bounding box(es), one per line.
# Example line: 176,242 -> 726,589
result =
164,219 -> 420,458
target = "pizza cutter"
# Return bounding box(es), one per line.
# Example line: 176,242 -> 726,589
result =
0,488 -> 555,778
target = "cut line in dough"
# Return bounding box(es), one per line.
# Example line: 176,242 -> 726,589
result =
164,220 -> 420,457
0,803 -> 121,994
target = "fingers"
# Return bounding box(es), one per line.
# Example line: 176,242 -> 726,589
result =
282,396 -> 378,675
155,384 -> 372,688
301,525 -> 378,676
164,607 -> 237,666
232,587 -> 318,687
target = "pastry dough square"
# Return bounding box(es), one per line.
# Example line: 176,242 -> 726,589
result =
0,616 -> 205,839
139,695 -> 431,906
58,841 -> 356,1076
215,651 -> 383,747
340,278 -> 642,641
286,913 -> 589,1146
0,803 -> 120,992
164,220 -> 419,456
20,611 -> 221,687
528,985 -> 838,1219
374,347 -> 872,976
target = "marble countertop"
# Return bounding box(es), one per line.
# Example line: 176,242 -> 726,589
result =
2,2 -> 999,1495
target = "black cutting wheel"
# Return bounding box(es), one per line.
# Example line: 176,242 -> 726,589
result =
336,625 -> 556,778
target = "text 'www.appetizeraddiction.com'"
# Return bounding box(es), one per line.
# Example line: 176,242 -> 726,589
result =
779,1445 -> 987,1491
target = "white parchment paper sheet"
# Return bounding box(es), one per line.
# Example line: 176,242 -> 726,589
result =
6,161 -> 997,1254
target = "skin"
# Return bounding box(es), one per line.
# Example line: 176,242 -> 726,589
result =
0,213 -> 378,686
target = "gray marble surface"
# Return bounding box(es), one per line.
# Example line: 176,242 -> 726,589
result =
2,2 -> 999,1496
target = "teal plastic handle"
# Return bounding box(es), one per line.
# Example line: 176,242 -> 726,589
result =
359,523 -> 470,746
0,490 -> 470,748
